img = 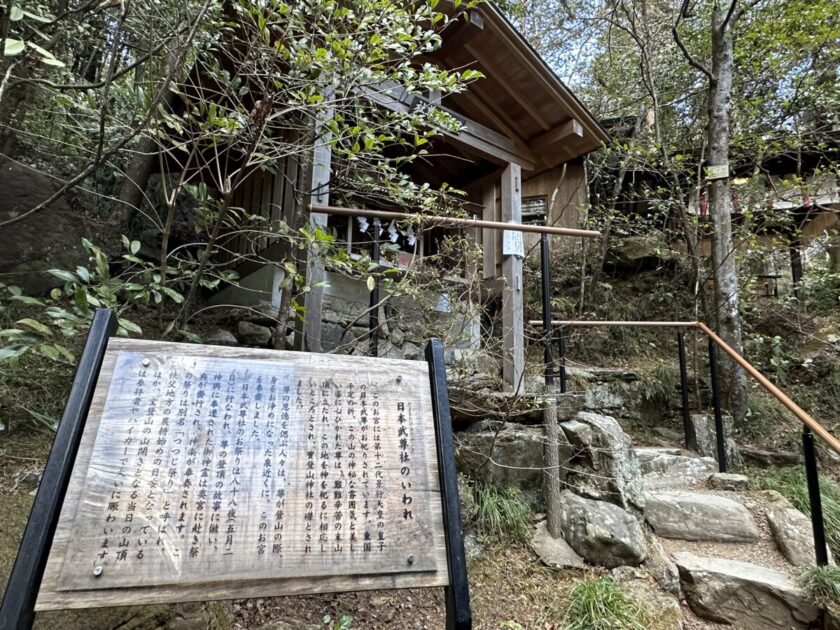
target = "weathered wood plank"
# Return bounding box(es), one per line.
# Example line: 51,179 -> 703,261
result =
481,183 -> 497,279
298,97 -> 333,352
500,163 -> 524,391
36,339 -> 448,611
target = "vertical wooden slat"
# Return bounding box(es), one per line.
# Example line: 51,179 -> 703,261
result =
501,163 -> 524,391
283,155 -> 299,227
297,97 -> 333,352
481,183 -> 496,279
260,171 -> 272,252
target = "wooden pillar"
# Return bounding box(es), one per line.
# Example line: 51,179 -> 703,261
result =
295,111 -> 332,352
482,183 -> 496,279
501,163 -> 524,391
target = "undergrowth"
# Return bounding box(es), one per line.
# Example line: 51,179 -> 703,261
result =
471,480 -> 533,544
752,467 -> 840,557
798,565 -> 840,610
562,577 -> 650,630
640,364 -> 679,406
0,352 -> 73,432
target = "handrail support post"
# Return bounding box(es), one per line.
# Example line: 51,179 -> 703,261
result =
540,233 -> 554,386
708,338 -> 727,473
803,426 -> 830,566
678,329 -> 696,450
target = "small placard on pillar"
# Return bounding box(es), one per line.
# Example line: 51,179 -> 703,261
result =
502,227 -> 524,258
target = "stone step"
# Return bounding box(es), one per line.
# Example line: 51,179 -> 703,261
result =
645,490 -> 760,542
764,490 -> 835,567
635,447 -> 717,489
674,552 -> 819,629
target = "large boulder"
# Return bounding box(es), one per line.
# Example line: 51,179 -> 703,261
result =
689,413 -> 740,465
764,490 -> 833,567
645,491 -> 760,542
455,420 -> 571,490
674,552 -> 820,629
561,412 -> 644,515
605,232 -> 675,273
0,162 -> 93,294
558,490 -> 647,568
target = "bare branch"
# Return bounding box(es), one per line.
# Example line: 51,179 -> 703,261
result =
673,0 -> 713,81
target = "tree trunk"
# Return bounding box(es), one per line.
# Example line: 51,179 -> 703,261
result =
114,34 -> 186,230
707,0 -> 747,425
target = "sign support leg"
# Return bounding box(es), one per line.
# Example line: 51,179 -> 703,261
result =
424,339 -> 472,630
0,308 -> 117,630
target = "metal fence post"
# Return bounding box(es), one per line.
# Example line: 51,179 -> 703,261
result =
0,309 -> 117,629
803,426 -> 830,566
557,326 -> 567,394
678,330 -> 696,450
369,216 -> 380,357
707,338 -> 727,472
540,233 -> 554,386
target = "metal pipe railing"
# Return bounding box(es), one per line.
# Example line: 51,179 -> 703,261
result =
528,316 -> 836,565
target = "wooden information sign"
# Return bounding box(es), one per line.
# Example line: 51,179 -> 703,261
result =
1,310 -> 470,630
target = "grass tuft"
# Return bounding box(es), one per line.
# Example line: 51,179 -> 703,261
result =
752,467 -> 840,558
472,480 -> 532,544
562,577 -> 649,630
798,565 -> 840,609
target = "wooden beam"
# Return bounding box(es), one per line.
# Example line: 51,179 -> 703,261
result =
482,182 -> 496,279
465,43 -> 551,131
362,80 -> 536,169
457,90 -> 527,147
531,119 -> 584,154
295,104 -> 332,352
441,8 -> 484,50
501,163 -> 524,390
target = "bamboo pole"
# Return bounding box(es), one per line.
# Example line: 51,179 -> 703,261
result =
310,204 -> 602,239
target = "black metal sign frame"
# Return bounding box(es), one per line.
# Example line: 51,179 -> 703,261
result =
0,310 -> 471,630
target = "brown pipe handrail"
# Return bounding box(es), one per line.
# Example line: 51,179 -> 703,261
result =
311,204 -> 602,239
528,318 -> 840,456
530,319 -> 700,328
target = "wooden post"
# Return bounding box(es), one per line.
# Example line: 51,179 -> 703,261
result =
543,391 -> 563,538
482,183 -> 496,279
295,105 -> 332,352
501,163 -> 524,391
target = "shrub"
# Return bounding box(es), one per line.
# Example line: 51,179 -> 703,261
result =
472,480 -> 532,544
798,565 -> 840,609
563,577 -> 649,630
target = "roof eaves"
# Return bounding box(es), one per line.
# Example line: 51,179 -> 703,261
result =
475,2 -> 610,149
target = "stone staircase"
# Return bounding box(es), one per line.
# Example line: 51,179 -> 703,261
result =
636,447 -> 826,629
456,406 -> 833,630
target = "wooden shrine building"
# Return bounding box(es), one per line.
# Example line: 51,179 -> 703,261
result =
209,3 -> 608,390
